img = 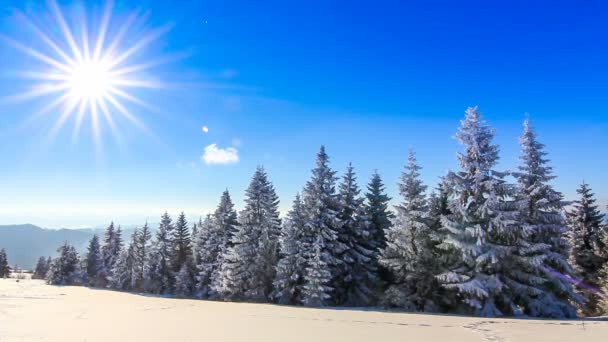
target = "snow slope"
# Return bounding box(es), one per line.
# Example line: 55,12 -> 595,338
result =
0,279 -> 606,342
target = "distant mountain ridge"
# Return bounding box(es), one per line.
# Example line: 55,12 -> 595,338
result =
0,224 -> 140,269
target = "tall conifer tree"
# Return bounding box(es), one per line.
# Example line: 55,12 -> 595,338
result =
567,182 -> 607,316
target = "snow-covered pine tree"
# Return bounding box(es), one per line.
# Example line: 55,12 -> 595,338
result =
101,222 -> 116,282
335,163 -> 378,306
365,171 -> 393,251
172,212 -> 193,273
195,214 -> 222,298
427,180 -> 460,311
209,190 -> 239,297
111,246 -> 134,290
380,150 -> 440,311
132,223 -> 152,291
192,221 -> 199,246
101,222 -> 123,284
0,249 -> 10,278
301,236 -> 333,307
510,119 -> 579,318
300,146 -> 345,305
85,235 -> 104,287
438,106 -> 520,317
192,218 -> 203,266
365,172 -> 394,286
216,190 -> 239,248
175,263 -> 194,297
33,256 -> 50,279
273,194 -> 308,305
144,213 -> 174,294
47,242 -> 80,285
567,182 -> 607,316
219,167 -> 281,302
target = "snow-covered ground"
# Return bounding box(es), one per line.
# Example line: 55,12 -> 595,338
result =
1,279 -> 606,342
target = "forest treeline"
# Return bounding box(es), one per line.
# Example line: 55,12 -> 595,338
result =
10,107 -> 607,318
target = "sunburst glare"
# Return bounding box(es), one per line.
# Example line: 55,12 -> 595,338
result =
2,0 -> 174,153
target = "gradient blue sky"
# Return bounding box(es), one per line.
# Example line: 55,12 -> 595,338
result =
0,0 -> 606,228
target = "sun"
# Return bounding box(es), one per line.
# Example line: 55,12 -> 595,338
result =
1,0 -> 175,151
67,60 -> 114,101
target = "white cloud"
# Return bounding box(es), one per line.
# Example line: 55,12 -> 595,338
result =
202,125 -> 209,133
202,144 -> 239,165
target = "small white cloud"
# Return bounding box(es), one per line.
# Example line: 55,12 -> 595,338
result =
202,125 -> 209,133
202,144 -> 239,165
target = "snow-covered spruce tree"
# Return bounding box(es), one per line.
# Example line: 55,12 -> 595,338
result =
301,236 -> 333,307
365,171 -> 393,251
567,182 -> 607,316
438,106 -> 520,317
145,213 -> 175,294
219,167 -> 281,302
195,214 -> 222,297
380,150 -> 440,311
216,190 -> 239,249
365,171 -> 394,285
33,256 -> 50,280
192,221 -> 200,247
111,245 -> 135,291
132,223 -> 152,291
85,235 -> 104,287
427,180 -> 460,311
172,212 -> 193,273
300,146 -> 345,306
0,249 -> 10,278
273,194 -> 308,305
175,263 -> 194,297
510,119 -> 579,318
334,163 -> 378,306
209,190 -> 239,297
101,222 -> 122,284
47,242 -> 81,285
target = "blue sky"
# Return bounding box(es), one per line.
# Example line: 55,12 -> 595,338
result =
0,0 -> 606,228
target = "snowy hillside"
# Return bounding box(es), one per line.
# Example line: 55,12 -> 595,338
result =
0,279 -> 606,342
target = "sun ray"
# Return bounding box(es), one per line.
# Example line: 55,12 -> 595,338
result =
80,7 -> 91,62
111,78 -> 163,89
15,11 -> 76,67
107,23 -> 173,69
94,1 -> 114,61
98,97 -> 124,149
109,51 -> 189,77
0,35 -> 72,73
24,92 -> 72,124
16,71 -> 70,82
105,93 -> 149,133
102,11 -> 139,61
47,97 -> 79,142
71,99 -> 88,143
90,98 -> 102,149
47,0 -> 84,63
106,86 -> 159,114
2,83 -> 71,103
